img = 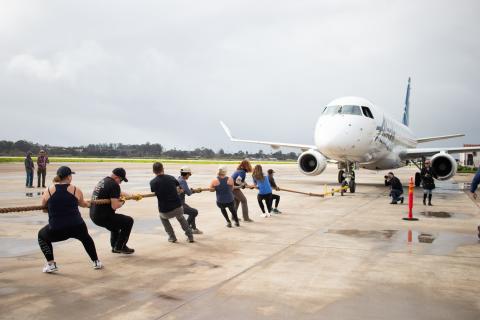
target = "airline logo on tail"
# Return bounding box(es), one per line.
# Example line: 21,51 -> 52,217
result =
402,77 -> 411,127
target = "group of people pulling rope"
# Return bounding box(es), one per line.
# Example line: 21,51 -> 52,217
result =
2,159 -> 346,273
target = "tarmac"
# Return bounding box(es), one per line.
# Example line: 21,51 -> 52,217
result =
0,162 -> 479,320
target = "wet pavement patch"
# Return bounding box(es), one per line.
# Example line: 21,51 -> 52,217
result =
327,229 -> 397,240
157,293 -> 182,301
418,233 -> 435,243
420,211 -> 452,218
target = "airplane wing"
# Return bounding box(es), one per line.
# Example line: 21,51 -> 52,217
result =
220,121 -> 316,152
416,134 -> 465,143
402,146 -> 480,159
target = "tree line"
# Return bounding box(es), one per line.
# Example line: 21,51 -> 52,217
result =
0,140 -> 299,160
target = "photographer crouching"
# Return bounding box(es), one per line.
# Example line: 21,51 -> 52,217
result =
384,172 -> 404,205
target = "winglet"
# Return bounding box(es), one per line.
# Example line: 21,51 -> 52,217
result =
220,121 -> 234,140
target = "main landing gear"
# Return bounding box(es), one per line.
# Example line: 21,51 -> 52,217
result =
338,162 -> 356,193
410,158 -> 425,187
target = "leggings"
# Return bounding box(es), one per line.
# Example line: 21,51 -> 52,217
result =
257,193 -> 273,213
216,201 -> 239,223
271,194 -> 280,208
38,222 -> 98,262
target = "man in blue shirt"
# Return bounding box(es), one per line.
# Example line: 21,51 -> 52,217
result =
178,166 -> 203,234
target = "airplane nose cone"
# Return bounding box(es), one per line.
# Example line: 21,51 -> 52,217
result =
315,116 -> 372,158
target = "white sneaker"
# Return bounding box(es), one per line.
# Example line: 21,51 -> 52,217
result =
267,212 -> 272,217
93,260 -> 103,270
260,213 -> 267,218
43,262 -> 58,273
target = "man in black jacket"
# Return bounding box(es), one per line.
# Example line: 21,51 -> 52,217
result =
385,172 -> 404,204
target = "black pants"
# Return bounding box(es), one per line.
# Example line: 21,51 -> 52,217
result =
271,194 -> 280,208
183,203 -> 198,229
91,213 -> 134,249
37,168 -> 46,187
216,201 -> 239,223
257,193 -> 273,213
38,222 -> 98,262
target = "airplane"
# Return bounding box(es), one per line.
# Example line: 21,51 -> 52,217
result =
220,78 -> 480,193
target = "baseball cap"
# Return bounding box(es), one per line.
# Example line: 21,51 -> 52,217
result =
180,166 -> 192,174
57,166 -> 75,179
112,168 -> 128,182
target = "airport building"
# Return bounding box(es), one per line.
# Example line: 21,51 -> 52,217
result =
458,144 -> 480,167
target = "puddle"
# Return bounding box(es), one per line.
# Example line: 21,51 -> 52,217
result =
326,229 -> 397,240
0,238 -> 39,258
131,218 -> 165,234
400,230 -> 478,255
420,211 -> 452,218
157,293 -> 182,301
418,233 -> 435,243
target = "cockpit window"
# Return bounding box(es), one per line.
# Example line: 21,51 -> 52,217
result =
324,105 -> 341,115
323,105 -> 362,116
361,106 -> 374,119
341,105 -> 362,115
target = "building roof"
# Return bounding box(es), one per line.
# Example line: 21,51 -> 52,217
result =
463,144 -> 480,147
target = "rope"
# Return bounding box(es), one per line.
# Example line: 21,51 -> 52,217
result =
0,192 -> 157,214
0,186 -> 349,214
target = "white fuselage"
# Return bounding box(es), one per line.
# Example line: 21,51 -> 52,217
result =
314,97 -> 417,170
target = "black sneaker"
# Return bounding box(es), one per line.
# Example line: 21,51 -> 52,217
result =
390,201 -> 397,205
226,222 -> 232,228
168,236 -> 177,243
187,236 -> 195,243
234,221 -> 240,227
112,246 -> 135,254
400,197 -> 404,204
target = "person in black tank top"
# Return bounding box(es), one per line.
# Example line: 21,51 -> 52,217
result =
37,166 -> 103,273
209,166 -> 239,228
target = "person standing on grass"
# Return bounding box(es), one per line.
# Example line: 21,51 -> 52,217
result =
38,166 -> 103,273
252,165 -> 273,218
37,150 -> 49,188
150,162 -> 194,243
210,165 -> 239,228
24,151 -> 34,188
267,169 -> 282,213
231,159 -> 255,222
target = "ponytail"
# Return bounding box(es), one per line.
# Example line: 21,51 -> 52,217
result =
53,175 -> 61,183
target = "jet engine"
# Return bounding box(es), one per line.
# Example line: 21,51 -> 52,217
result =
298,150 -> 328,176
430,152 -> 457,180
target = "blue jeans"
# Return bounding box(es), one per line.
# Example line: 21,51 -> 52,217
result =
26,170 -> 33,187
390,189 -> 403,203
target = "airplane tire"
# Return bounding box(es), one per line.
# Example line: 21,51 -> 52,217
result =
415,172 -> 421,187
349,180 -> 356,193
338,170 -> 345,183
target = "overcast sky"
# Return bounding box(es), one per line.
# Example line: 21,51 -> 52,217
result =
0,0 -> 479,152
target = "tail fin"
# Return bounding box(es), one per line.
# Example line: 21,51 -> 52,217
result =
402,77 -> 411,126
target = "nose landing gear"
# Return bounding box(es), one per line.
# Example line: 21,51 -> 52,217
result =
338,162 -> 356,193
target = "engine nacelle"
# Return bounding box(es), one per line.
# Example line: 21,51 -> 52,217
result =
298,150 -> 327,176
430,152 -> 457,180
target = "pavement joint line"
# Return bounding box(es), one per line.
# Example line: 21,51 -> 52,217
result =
155,193 -> 384,319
